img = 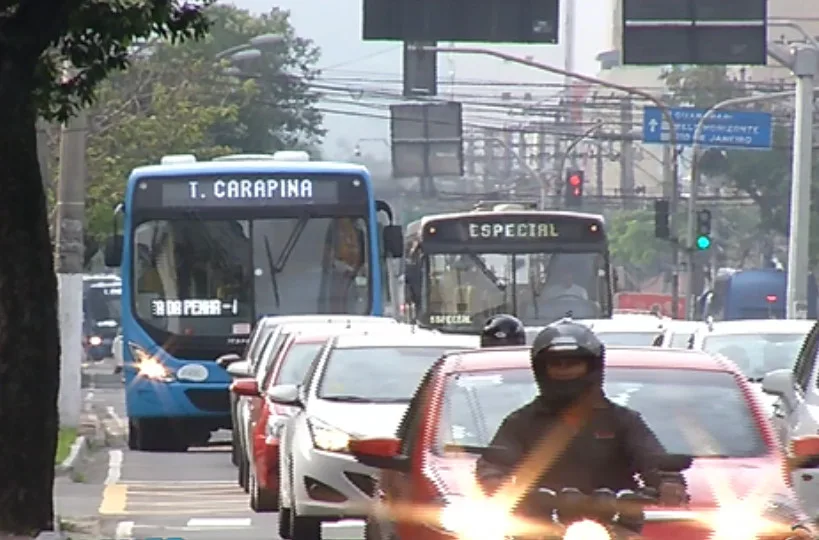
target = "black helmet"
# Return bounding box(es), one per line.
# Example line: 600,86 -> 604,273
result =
480,314 -> 526,348
530,319 -> 605,407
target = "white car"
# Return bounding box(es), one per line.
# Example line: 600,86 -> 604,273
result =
691,319 -> 813,412
229,315 -> 399,491
528,314 -> 668,347
762,320 -> 819,517
271,330 -> 479,539
653,320 -> 705,348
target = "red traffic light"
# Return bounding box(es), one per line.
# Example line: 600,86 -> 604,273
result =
569,174 -> 582,187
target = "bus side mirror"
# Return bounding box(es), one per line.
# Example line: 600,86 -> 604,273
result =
104,235 -> 123,268
383,225 -> 403,258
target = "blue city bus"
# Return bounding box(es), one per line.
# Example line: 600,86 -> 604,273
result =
103,151 -> 403,451
698,268 -> 817,320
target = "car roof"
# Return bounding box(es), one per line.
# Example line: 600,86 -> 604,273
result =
700,319 -> 815,335
577,318 -> 666,332
440,346 -> 733,374
663,320 -> 705,331
332,331 -> 480,349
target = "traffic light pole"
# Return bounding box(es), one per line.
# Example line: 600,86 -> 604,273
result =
686,83 -> 818,319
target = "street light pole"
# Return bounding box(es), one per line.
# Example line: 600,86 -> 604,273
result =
786,46 -> 817,319
686,89 -> 804,318
415,45 -> 684,317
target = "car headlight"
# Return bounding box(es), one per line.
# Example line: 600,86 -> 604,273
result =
88,335 -> 103,346
306,417 -> 351,453
710,497 -> 801,540
438,495 -> 512,540
563,520 -> 611,540
128,342 -> 174,382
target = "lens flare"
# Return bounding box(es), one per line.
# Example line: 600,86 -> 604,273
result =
563,520 -> 611,540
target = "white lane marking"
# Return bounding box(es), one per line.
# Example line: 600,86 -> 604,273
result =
323,520 -> 365,540
114,520 -> 133,539
186,517 -> 252,527
106,405 -> 126,429
105,449 -> 123,484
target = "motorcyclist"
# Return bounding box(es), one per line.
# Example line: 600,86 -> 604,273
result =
475,319 -> 687,507
480,314 -> 526,348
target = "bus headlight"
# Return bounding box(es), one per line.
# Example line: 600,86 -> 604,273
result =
438,496 -> 511,540
128,342 -> 174,382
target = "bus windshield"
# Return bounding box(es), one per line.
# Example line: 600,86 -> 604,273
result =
133,215 -> 370,336
85,284 -> 122,324
425,251 -> 605,330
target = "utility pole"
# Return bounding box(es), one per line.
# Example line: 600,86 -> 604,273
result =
619,96 -> 635,208
55,106 -> 88,429
786,45 -> 817,319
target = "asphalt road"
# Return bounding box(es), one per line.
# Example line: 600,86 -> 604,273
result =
68,358 -> 365,540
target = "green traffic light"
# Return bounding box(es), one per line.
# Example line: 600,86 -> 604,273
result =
696,235 -> 711,250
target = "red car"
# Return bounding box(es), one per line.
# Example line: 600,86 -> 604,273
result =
350,346 -> 812,539
231,332 -> 329,512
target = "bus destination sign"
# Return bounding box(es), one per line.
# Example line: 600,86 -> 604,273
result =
133,174 -> 360,208
425,215 -> 603,244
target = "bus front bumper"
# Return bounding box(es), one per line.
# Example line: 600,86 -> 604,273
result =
125,376 -> 232,427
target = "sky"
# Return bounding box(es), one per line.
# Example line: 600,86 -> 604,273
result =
227,0 -> 614,159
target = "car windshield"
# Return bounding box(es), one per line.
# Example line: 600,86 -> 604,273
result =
702,333 -> 806,380
594,331 -> 660,346
274,343 -> 324,387
438,367 -> 768,458
424,251 -> 606,331
132,216 -> 370,336
317,346 -> 452,402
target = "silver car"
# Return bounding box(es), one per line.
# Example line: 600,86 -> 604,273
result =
271,330 -> 479,539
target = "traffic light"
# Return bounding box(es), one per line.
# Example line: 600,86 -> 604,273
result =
564,170 -> 584,208
654,199 -> 670,239
696,209 -> 712,250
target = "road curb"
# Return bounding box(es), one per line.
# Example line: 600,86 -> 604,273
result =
55,436 -> 89,478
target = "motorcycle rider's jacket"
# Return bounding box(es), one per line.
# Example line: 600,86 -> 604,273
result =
475,392 -> 682,495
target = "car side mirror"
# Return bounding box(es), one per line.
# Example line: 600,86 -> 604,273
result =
104,235 -> 123,267
216,353 -> 242,369
267,384 -> 304,408
230,378 -> 259,397
226,360 -> 251,378
383,225 -> 403,258
761,369 -> 792,397
349,437 -> 410,472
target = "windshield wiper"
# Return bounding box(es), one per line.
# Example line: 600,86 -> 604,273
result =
443,443 -> 486,454
321,395 -> 374,402
261,216 -> 308,309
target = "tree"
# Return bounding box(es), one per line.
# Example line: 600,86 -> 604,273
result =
607,209 -> 667,275
150,4 -> 324,153
0,0 -> 211,535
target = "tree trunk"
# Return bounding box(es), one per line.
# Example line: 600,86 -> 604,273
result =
0,57 -> 60,536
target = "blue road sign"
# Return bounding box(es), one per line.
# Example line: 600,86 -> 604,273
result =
641,106 -> 773,149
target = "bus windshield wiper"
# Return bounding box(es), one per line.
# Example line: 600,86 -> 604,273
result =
260,215 -> 309,309
461,249 -> 505,292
